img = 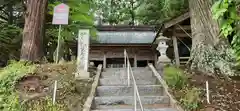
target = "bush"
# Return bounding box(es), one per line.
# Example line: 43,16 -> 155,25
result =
164,66 -> 187,89
180,88 -> 201,111
164,66 -> 201,110
0,23 -> 22,61
24,97 -> 64,111
0,61 -> 35,111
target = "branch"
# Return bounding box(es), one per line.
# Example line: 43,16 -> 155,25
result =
22,0 -> 27,12
0,15 -> 8,21
0,4 -> 7,11
2,9 -> 9,16
0,0 -> 16,11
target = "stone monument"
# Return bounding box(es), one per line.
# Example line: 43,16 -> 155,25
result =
76,29 -> 90,79
156,33 -> 171,74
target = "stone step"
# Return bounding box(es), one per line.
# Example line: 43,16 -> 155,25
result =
100,73 -> 154,81
103,67 -> 151,72
99,78 -> 157,86
96,85 -> 163,96
101,71 -> 153,79
94,96 -> 169,106
103,68 -> 151,73
92,108 -> 177,111
94,104 -> 170,109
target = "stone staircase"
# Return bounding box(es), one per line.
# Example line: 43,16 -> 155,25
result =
91,67 -> 177,111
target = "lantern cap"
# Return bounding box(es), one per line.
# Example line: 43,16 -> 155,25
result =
156,33 -> 170,41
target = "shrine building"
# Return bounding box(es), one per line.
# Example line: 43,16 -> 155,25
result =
71,12 -> 192,68
89,25 -> 158,68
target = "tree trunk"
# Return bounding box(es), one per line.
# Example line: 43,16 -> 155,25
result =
20,0 -> 48,62
7,3 -> 13,24
188,0 -> 237,76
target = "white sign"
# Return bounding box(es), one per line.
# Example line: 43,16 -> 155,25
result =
77,29 -> 90,72
52,3 -> 69,25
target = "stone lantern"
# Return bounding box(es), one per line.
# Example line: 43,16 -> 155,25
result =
155,33 -> 171,74
156,33 -> 171,63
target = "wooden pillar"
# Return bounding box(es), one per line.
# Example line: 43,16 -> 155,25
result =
134,53 -> 137,68
154,53 -> 158,66
103,52 -> 106,69
173,27 -> 180,67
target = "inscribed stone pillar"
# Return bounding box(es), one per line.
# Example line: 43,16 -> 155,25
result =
76,29 -> 90,79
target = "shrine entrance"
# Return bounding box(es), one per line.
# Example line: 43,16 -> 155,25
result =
106,58 -> 134,68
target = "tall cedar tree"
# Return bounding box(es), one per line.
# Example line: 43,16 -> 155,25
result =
20,0 -> 48,62
188,0 -> 236,76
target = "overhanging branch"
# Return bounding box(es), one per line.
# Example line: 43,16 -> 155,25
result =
0,15 -> 8,21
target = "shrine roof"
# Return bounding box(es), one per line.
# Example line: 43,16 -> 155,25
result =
91,25 -> 157,44
96,25 -> 156,31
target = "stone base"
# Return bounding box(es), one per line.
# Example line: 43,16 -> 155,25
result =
75,70 -> 90,79
156,57 -> 171,77
156,62 -> 164,76
158,55 -> 171,63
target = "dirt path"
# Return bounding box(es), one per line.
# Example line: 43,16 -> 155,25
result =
186,70 -> 240,111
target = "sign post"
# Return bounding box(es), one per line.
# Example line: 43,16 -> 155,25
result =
52,3 -> 69,63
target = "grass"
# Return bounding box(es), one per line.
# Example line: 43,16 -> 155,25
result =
0,61 -> 95,111
0,61 -> 35,111
164,65 -> 201,111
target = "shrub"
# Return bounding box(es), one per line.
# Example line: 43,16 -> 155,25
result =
0,61 -> 35,111
164,66 -> 187,89
24,96 -> 64,111
0,23 -> 22,61
180,87 -> 201,110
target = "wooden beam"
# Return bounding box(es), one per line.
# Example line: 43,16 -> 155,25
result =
175,33 -> 189,37
172,27 -> 180,67
164,12 -> 190,29
168,25 -> 191,31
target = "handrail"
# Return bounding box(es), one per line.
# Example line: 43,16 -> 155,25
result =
124,49 -> 144,111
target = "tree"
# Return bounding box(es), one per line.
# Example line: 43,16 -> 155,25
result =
212,0 -> 240,63
0,0 -> 24,25
20,0 -> 48,62
95,0 -> 143,25
122,0 -> 143,25
137,0 -> 188,25
47,0 -> 96,62
188,0 -> 236,76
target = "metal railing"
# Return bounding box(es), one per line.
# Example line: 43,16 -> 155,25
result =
124,49 -> 144,111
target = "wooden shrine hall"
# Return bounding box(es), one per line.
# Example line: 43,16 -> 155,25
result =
89,25 -> 158,68
77,12 -> 192,68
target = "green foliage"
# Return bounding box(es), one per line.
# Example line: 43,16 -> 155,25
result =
0,61 -> 35,111
164,66 -> 201,110
24,97 -> 64,111
180,88 -> 201,111
96,0 -> 188,25
0,23 -> 22,61
48,0 -> 96,38
212,0 -> 240,63
48,0 -> 95,25
137,0 -> 188,24
0,0 -> 24,24
164,66 -> 187,89
46,0 -> 97,62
